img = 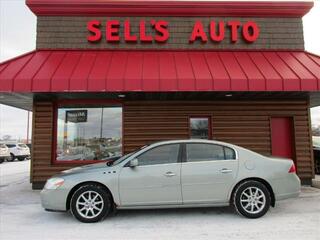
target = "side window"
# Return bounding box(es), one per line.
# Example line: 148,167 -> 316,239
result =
224,147 -> 236,159
137,144 -> 180,166
186,144 -> 225,162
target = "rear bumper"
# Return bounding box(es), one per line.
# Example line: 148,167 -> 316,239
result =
276,191 -> 300,201
271,174 -> 301,201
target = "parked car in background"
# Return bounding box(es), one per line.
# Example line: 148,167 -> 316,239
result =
6,143 -> 31,161
41,139 -> 300,223
0,143 -> 11,164
313,146 -> 320,174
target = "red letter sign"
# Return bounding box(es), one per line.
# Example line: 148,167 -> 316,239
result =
189,21 -> 208,43
154,20 -> 169,42
106,20 -> 120,42
140,20 -> 153,42
210,21 -> 225,42
227,20 -> 241,42
242,21 -> 259,42
124,20 -> 137,42
87,20 -> 102,42
87,19 -> 259,45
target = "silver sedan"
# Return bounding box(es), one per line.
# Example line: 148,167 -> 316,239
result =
41,139 -> 300,223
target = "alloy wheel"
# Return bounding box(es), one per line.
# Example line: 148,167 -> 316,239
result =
240,186 -> 266,214
75,190 -> 104,219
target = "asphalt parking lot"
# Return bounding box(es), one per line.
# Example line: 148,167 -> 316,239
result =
0,160 -> 319,240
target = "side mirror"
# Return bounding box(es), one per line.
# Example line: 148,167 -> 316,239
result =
129,158 -> 139,168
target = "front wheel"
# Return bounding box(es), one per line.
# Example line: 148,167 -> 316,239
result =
233,180 -> 271,218
7,153 -> 15,162
70,184 -> 112,223
18,157 -> 25,161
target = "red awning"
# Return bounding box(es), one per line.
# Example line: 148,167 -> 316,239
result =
0,50 -> 320,92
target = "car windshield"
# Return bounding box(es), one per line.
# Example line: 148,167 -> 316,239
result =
18,144 -> 28,148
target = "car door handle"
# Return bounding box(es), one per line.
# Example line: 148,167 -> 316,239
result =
220,168 -> 233,174
164,172 -> 176,177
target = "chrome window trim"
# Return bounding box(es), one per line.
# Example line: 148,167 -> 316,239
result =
120,140 -> 239,167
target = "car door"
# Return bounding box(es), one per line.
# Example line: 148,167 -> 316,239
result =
181,143 -> 238,204
119,143 -> 182,206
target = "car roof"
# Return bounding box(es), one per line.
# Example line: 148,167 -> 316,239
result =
151,139 -> 237,148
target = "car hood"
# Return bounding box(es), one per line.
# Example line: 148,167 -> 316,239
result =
58,162 -> 113,177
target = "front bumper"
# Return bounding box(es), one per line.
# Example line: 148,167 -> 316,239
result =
40,188 -> 69,211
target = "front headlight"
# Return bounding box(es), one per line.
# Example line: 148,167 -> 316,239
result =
44,177 -> 64,190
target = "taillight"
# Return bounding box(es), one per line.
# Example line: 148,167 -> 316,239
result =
288,163 -> 296,173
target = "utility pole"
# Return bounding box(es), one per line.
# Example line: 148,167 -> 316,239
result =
26,111 -> 30,144
100,108 -> 104,140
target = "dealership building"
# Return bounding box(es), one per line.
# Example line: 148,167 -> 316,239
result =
0,0 -> 319,189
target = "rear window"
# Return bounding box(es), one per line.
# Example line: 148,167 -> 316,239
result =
0,144 -> 7,148
186,143 -> 236,162
224,147 -> 236,159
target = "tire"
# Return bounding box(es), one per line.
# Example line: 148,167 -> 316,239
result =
18,157 -> 25,161
7,153 -> 15,162
0,158 -> 4,164
70,184 -> 112,223
233,180 -> 271,219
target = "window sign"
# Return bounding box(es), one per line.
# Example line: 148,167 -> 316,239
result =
66,110 -> 88,123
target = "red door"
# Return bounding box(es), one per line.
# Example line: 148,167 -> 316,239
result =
271,117 -> 294,159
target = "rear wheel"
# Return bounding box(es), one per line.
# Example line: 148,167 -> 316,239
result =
70,184 -> 112,223
18,157 -> 25,161
233,180 -> 271,218
7,153 -> 15,162
0,158 -> 4,164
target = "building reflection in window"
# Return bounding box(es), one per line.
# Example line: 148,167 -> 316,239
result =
190,117 -> 210,140
56,106 -> 122,162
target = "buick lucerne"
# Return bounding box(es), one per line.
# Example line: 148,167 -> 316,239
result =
41,140 -> 300,223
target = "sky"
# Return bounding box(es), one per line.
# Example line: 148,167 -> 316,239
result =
0,0 -> 320,140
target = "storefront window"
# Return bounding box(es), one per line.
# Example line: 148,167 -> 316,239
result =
56,106 -> 122,162
190,117 -> 210,140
